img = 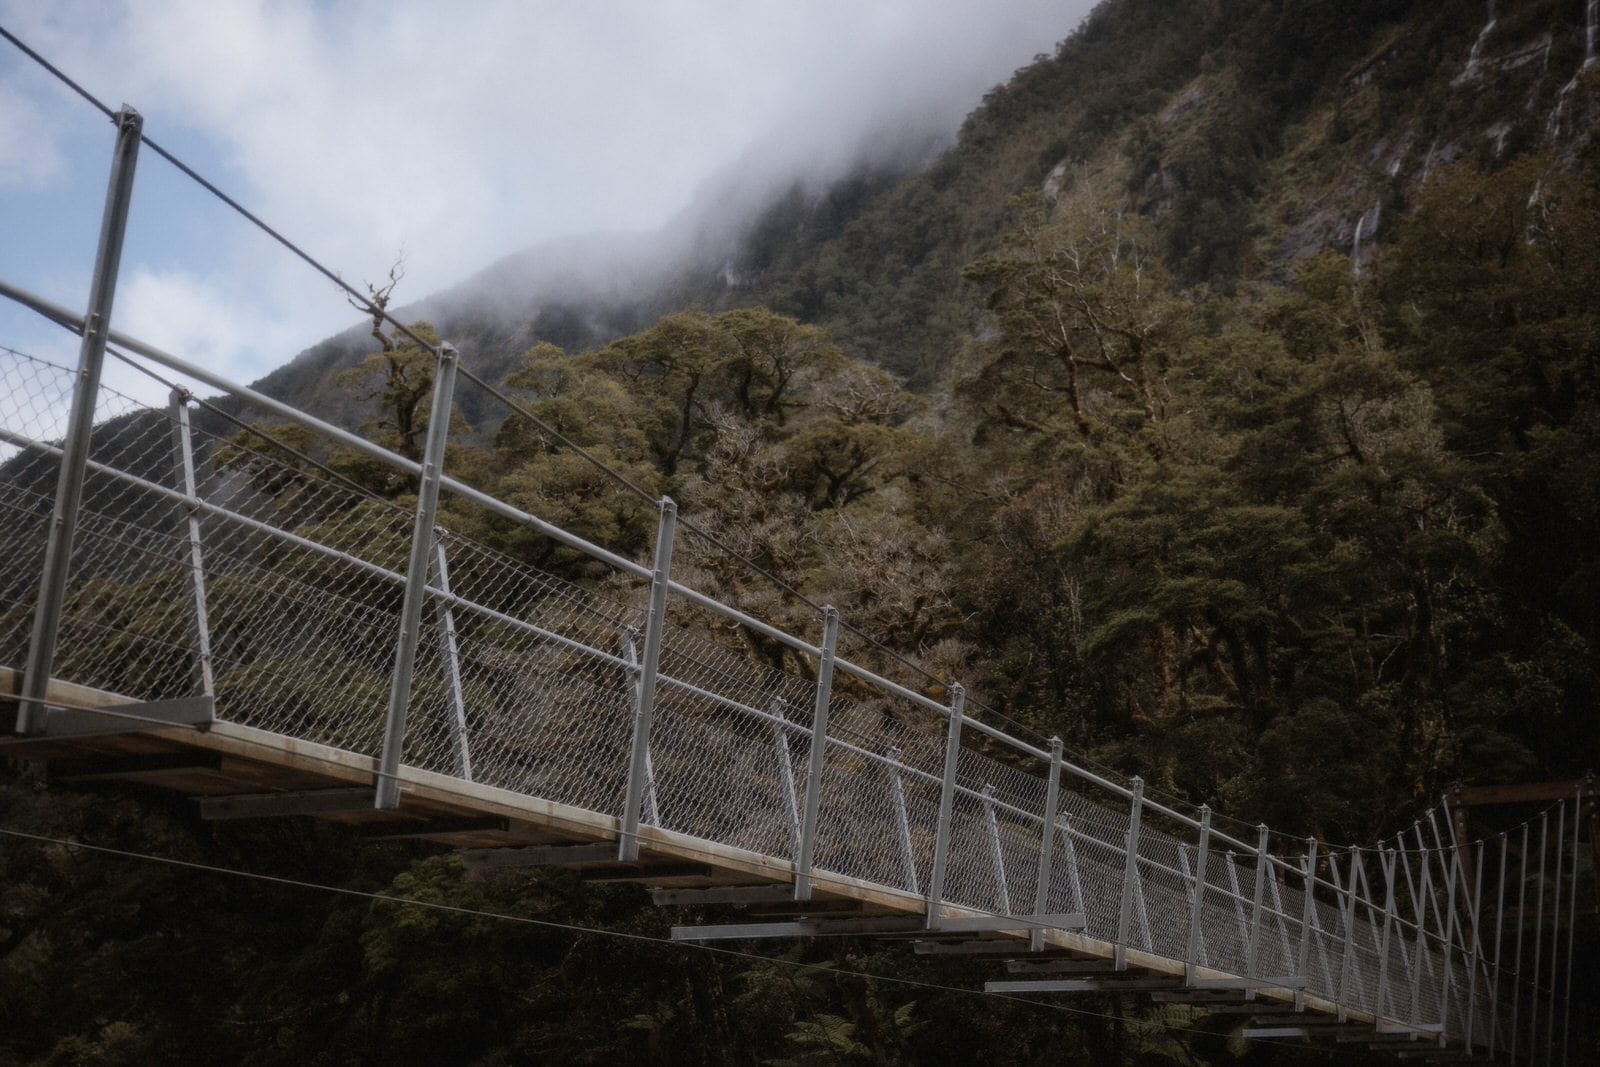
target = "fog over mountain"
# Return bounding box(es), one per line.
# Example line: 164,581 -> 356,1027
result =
0,0 -> 1093,396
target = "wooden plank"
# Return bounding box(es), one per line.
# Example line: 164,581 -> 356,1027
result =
2,672 -> 1387,1035
460,843 -> 617,870
49,751 -> 224,781
199,787 -> 376,820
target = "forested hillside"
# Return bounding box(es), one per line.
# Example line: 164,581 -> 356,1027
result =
5,0 -> 1598,1062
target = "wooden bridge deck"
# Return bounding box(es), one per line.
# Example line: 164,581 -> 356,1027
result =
0,666 -> 1430,1054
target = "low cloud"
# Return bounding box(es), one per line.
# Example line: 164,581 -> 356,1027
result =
1,0 -> 1094,391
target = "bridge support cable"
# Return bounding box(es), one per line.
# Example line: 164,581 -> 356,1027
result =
374,342 -> 458,809
923,683 -> 965,927
18,107 -> 142,736
618,497 -> 677,861
432,539 -> 472,782
167,389 -> 215,698
1028,737 -> 1064,952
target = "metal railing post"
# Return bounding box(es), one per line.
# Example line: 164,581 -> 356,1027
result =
1490,832 -> 1507,1059
772,701 -> 801,858
433,539 -> 471,781
18,106 -> 142,734
981,784 -> 1011,916
1246,825 -> 1269,979
374,342 -> 458,809
167,390 -> 214,697
1029,737 -> 1063,952
1401,844 -> 1440,1023
1512,822 -> 1529,1061
1114,777 -> 1145,970
793,606 -> 839,900
1184,806 -> 1212,983
924,683 -> 965,928
886,746 -> 919,895
1331,850 -> 1362,1019
1546,801 -> 1565,1067
1376,848 -> 1398,1024
1430,812 -> 1460,1042
1561,784 -> 1583,1067
1465,840 -> 1485,1050
1265,859 -> 1293,978
617,496 -> 676,859
1296,836 -> 1318,1002
1532,810 -> 1548,1058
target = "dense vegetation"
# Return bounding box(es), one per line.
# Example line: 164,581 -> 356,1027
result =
5,0 -> 1599,1061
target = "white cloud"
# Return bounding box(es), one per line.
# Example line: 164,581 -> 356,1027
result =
0,82 -> 64,186
1,0 -> 1092,383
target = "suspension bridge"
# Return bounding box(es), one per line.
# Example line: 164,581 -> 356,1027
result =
0,71 -> 1592,1066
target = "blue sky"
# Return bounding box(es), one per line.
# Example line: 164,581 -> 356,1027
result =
1,0 -> 1091,407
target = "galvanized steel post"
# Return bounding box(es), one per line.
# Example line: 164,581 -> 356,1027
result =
1331,850 -> 1361,1019
1295,836 -> 1319,997
1114,776 -> 1146,970
1531,810 -> 1548,1057
1490,832 -> 1507,1057
1512,822 -> 1529,1061
1246,824 -> 1269,979
1376,848 -> 1397,1024
18,106 -> 142,734
375,342 -> 458,809
1562,784 -> 1583,1067
924,683 -> 965,928
793,606 -> 839,900
1184,805 -> 1212,983
1429,812 -> 1459,1042
1029,736 -> 1063,952
1546,801 -> 1564,1066
167,390 -> 214,697
1465,839 -> 1484,1050
617,497 -> 677,859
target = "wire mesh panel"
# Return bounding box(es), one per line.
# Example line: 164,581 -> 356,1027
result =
0,349 -> 72,670
0,340 -> 1519,1055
